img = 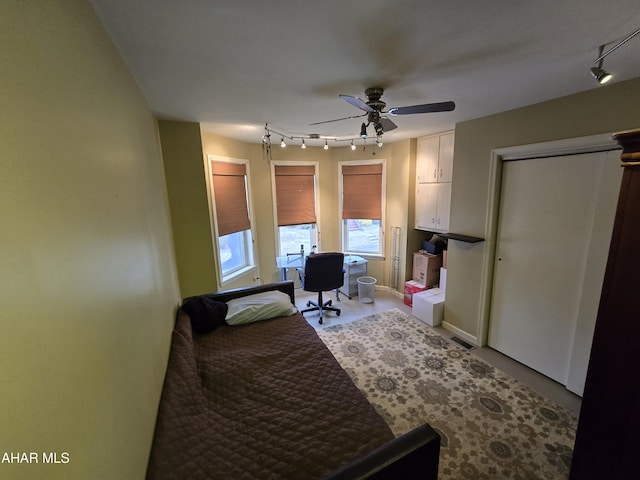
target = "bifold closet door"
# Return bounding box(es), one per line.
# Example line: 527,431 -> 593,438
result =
488,150 -> 620,389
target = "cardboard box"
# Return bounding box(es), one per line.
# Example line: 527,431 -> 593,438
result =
404,280 -> 428,307
442,250 -> 448,269
412,290 -> 445,326
412,252 -> 443,287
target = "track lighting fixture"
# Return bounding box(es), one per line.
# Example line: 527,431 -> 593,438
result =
262,123 -> 370,154
591,45 -> 612,84
590,27 -> 640,85
590,66 -> 612,85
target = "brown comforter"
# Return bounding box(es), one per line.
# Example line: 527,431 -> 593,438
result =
146,310 -> 395,480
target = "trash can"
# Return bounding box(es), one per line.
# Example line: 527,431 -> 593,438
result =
357,276 -> 377,304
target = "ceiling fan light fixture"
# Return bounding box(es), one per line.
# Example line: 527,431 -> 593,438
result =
360,123 -> 367,138
374,122 -> 383,136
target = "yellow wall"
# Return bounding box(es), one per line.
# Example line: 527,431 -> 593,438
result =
447,76 -> 640,342
158,121 -> 218,298
164,131 -> 416,296
0,2 -> 180,479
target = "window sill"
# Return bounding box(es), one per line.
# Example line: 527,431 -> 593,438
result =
344,252 -> 385,261
221,265 -> 257,286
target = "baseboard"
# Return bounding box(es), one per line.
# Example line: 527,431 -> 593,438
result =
441,321 -> 478,347
376,285 -> 404,299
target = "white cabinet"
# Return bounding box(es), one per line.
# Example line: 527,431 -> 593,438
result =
342,255 -> 367,297
416,183 -> 451,231
415,131 -> 454,232
416,132 -> 454,183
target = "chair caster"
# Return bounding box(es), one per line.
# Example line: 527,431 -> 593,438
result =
307,301 -> 312,307
319,318 -> 323,325
336,311 -> 341,316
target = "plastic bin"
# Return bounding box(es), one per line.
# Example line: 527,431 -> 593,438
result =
357,276 -> 377,303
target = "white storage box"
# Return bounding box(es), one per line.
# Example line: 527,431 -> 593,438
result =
439,267 -> 447,291
412,290 -> 445,326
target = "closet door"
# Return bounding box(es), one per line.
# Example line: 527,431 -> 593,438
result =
488,150 -> 620,389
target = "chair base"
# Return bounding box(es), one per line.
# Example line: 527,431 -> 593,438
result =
301,292 -> 341,325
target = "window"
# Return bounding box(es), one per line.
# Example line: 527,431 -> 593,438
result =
209,158 -> 255,282
340,161 -> 385,256
272,163 -> 318,256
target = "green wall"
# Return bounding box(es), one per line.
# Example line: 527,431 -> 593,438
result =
0,2 -> 180,479
446,76 -> 640,342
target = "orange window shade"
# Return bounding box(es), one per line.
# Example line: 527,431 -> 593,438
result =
342,163 -> 383,220
211,161 -> 250,236
274,165 -> 317,226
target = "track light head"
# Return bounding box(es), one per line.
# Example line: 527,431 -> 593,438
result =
323,140 -> 329,150
590,66 -> 613,84
350,140 -> 356,151
301,139 -> 306,149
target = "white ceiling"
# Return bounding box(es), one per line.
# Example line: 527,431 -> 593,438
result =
90,0 -> 640,147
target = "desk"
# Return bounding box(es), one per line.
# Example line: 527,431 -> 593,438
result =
276,254 -> 368,298
276,255 -> 305,281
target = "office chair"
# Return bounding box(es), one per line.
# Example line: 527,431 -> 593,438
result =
297,252 -> 345,324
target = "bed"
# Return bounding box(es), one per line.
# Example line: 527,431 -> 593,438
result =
146,281 -> 440,479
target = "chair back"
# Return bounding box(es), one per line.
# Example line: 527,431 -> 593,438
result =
302,252 -> 345,292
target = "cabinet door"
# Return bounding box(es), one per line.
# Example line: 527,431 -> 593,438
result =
417,136 -> 439,183
435,183 -> 451,232
415,183 -> 438,230
438,132 -> 454,182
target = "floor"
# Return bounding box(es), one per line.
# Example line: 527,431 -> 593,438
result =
295,286 -> 582,416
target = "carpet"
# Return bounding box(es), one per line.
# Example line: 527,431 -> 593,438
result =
315,309 -> 578,480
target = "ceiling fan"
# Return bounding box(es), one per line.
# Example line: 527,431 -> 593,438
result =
310,87 -> 455,138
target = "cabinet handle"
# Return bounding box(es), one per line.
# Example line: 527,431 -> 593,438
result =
439,168 -> 443,178
433,169 -> 437,179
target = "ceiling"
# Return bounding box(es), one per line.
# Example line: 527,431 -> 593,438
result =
90,0 -> 640,147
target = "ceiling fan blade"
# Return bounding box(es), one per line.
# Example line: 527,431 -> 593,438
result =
380,117 -> 397,132
309,113 -> 366,126
387,101 -> 456,116
339,94 -> 375,113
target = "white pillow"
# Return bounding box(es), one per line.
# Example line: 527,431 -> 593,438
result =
225,290 -> 298,325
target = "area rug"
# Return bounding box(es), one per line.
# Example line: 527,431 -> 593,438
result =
315,309 -> 578,480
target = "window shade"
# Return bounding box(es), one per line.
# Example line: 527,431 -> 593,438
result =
274,165 -> 317,226
211,161 -> 250,236
342,163 -> 383,219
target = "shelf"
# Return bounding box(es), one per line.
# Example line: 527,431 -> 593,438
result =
438,232 -> 484,243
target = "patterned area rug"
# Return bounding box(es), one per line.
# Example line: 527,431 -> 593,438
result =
316,309 -> 578,480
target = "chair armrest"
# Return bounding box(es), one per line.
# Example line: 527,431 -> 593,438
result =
322,423 -> 440,480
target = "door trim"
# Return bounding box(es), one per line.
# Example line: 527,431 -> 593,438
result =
476,133 -> 620,347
